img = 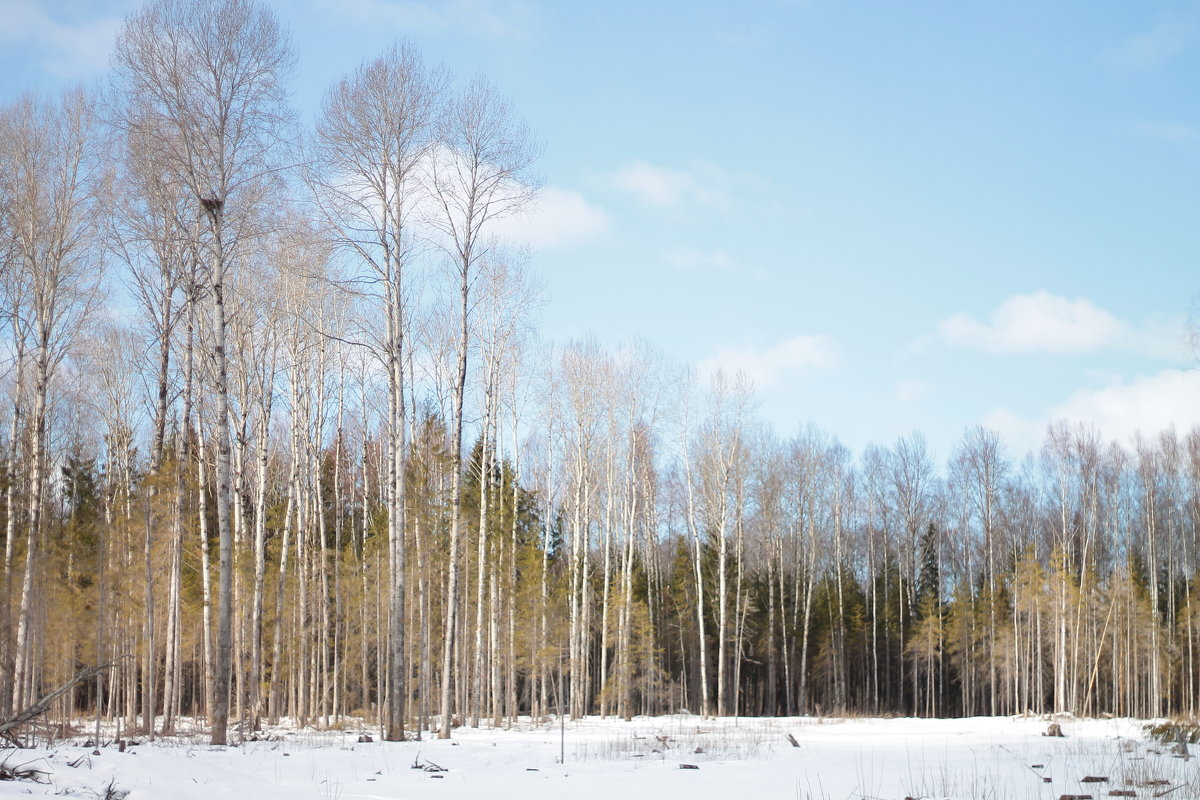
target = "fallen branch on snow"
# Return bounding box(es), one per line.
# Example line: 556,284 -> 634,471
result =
0,659 -> 126,745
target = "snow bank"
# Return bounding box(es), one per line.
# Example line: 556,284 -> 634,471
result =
0,714 -> 1187,800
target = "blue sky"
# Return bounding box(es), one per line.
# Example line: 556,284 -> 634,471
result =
2,0 -> 1197,463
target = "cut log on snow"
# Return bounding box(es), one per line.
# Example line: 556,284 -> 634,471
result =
786,733 -> 800,748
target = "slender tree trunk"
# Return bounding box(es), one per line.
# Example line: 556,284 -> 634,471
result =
798,511 -> 817,715
162,299 -> 194,733
471,406 -> 492,727
197,423 -> 215,722
385,298 -> 407,740
249,382 -> 272,730
1,343 -> 25,719
209,208 -> 236,745
438,277 -> 470,739
142,496 -> 157,735
683,456 -> 710,717
11,349 -> 48,713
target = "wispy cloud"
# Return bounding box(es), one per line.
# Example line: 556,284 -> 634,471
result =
0,0 -> 126,79
663,247 -> 768,280
893,378 -> 931,405
1108,15 -> 1191,71
985,369 -> 1200,455
492,185 -> 609,250
611,158 -> 783,227
1132,120 -> 1197,143
699,335 -> 837,390
312,0 -> 537,41
716,26 -> 769,49
938,291 -> 1125,355
664,248 -> 737,273
612,160 -> 728,209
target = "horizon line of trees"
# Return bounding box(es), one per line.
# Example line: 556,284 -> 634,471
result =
3,0 -> 1199,745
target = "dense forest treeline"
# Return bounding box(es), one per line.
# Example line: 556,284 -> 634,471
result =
2,0 -> 1199,743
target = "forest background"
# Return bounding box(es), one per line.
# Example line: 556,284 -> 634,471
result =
2,0 -> 1200,747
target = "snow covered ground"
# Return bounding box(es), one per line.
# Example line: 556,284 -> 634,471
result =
0,713 -> 1191,799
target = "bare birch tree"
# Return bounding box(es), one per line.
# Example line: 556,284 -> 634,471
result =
0,88 -> 106,713
312,42 -> 443,740
111,0 -> 293,744
428,75 -> 539,738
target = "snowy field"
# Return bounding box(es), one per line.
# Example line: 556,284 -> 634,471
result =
0,714 -> 1193,800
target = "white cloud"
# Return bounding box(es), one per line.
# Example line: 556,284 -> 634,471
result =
985,369 -> 1200,456
0,0 -> 125,78
1053,370 -> 1200,442
612,161 -> 727,209
492,185 -> 609,250
938,291 -> 1125,355
698,335 -> 837,390
313,0 -> 536,40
